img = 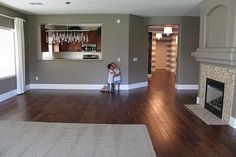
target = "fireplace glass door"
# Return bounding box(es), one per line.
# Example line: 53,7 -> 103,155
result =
205,78 -> 225,119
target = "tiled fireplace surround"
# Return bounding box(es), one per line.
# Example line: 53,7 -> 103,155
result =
193,48 -> 236,126
199,64 -> 236,122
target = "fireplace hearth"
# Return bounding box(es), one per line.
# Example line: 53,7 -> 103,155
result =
205,78 -> 225,119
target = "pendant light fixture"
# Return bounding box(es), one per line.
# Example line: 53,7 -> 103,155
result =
46,1 -> 89,44
156,33 -> 162,40
164,26 -> 172,36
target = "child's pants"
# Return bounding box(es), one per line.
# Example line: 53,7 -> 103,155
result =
108,83 -> 113,92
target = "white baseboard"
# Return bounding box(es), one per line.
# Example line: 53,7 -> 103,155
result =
229,116 -> 236,129
29,82 -> 148,91
0,89 -> 17,103
120,82 -> 148,90
128,82 -> 148,90
30,84 -> 104,90
175,84 -> 199,90
0,85 -> 31,103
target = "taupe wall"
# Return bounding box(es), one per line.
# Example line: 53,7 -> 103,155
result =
0,5 -> 27,95
28,14 -> 149,85
128,15 -> 148,84
145,16 -> 200,84
0,77 -> 16,95
28,14 -> 130,84
178,17 -> 199,84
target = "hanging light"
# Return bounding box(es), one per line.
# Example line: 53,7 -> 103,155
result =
46,29 -> 88,45
156,33 -> 162,40
164,26 -> 172,36
46,1 -> 88,45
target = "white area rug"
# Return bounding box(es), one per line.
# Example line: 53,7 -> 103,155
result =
185,104 -> 228,125
0,121 -> 156,157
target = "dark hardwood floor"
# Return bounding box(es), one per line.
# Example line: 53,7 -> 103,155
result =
0,70 -> 236,157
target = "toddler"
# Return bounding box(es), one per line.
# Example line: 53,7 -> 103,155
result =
111,62 -> 121,91
107,64 -> 114,92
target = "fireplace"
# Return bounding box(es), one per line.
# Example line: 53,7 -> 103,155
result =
192,0 -> 236,126
205,78 -> 225,119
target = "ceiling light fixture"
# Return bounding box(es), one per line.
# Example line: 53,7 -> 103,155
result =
46,1 -> 89,44
164,26 -> 172,36
156,33 -> 162,40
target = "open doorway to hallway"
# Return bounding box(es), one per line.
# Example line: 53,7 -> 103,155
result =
148,25 -> 179,79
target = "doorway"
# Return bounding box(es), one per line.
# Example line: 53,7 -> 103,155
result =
148,25 -> 179,77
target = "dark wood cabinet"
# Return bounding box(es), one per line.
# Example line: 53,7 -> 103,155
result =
40,25 -> 48,52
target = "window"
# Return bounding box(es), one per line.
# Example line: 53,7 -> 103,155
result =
0,28 -> 15,79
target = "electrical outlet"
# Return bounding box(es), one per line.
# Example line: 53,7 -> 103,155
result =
196,96 -> 199,104
35,76 -> 39,81
117,58 -> 120,62
133,57 -> 138,62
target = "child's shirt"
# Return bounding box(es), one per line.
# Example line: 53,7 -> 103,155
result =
113,68 -> 121,82
107,69 -> 114,84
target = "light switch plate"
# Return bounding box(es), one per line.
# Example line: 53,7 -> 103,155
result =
133,57 -> 138,61
117,58 -> 120,62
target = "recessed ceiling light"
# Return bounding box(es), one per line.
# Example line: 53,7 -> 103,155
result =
28,2 -> 45,6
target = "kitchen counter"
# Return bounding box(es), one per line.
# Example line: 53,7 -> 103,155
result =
42,51 -> 102,60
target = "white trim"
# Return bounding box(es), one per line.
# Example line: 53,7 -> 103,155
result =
0,26 -> 15,31
0,13 -> 15,20
0,14 -> 26,22
175,84 -> 199,90
128,82 -> 148,90
0,84 -> 31,103
120,85 -> 129,90
0,75 -> 16,81
30,84 -> 104,90
29,82 -> 148,90
0,89 -> 17,103
229,116 -> 236,129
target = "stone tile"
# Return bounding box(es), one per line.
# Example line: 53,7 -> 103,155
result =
185,104 -> 228,125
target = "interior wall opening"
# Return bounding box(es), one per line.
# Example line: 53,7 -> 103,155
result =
148,25 -> 179,81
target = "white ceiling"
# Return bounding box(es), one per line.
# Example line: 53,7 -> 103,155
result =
0,0 -> 202,16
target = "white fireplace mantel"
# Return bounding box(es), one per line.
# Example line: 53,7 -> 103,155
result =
192,48 -> 236,66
